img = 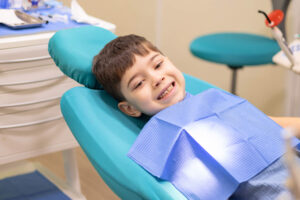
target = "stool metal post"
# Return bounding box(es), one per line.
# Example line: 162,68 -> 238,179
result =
229,66 -> 242,95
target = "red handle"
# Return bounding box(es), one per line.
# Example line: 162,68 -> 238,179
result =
266,10 -> 284,28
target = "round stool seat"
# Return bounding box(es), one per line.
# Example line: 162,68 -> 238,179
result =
190,32 -> 280,67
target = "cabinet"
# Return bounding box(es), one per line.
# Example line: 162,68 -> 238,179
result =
0,32 -> 83,198
0,34 -> 80,163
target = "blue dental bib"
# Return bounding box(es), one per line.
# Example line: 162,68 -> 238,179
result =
128,88 -> 300,200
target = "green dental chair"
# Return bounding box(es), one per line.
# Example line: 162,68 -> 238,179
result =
48,25 -> 216,199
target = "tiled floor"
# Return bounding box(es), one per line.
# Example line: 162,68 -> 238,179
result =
29,147 -> 119,200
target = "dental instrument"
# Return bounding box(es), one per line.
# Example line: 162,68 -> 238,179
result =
259,10 -> 300,74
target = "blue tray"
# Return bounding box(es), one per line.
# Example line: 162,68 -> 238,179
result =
0,6 -> 88,37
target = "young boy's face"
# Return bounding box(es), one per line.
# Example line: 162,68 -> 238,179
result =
118,50 -> 186,117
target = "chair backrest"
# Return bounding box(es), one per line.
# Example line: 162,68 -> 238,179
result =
49,26 -> 216,199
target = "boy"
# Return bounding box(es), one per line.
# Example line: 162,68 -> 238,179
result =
92,34 -> 300,136
92,34 -> 186,117
93,34 -> 300,199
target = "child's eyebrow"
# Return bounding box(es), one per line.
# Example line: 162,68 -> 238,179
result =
127,53 -> 161,88
127,74 -> 138,88
148,53 -> 160,65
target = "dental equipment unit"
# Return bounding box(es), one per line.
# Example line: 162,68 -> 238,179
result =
259,10 -> 300,73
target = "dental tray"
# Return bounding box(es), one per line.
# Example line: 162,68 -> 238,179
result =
0,9 -> 45,29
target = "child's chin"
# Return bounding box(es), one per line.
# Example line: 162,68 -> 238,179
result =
173,90 -> 186,103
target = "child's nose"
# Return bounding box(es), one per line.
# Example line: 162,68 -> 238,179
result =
153,76 -> 165,88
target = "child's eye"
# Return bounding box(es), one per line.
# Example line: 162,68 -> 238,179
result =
134,81 -> 143,89
155,61 -> 163,69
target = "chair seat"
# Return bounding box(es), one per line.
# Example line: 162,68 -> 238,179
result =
190,33 -> 280,67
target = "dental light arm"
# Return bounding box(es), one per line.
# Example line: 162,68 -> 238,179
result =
271,26 -> 295,67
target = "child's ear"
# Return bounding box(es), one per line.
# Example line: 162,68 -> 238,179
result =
118,101 -> 142,117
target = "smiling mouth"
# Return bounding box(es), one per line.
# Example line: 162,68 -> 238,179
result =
157,81 -> 175,100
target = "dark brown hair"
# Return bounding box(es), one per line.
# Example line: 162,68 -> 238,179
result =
92,34 -> 161,101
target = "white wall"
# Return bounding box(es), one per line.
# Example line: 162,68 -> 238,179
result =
63,0 -> 288,116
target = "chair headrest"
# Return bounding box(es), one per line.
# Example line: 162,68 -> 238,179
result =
48,25 -> 117,89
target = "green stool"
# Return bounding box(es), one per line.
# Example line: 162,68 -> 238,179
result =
190,33 -> 280,94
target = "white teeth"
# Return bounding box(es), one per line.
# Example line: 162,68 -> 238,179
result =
158,84 -> 174,100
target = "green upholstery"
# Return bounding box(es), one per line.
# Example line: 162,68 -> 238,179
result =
190,32 -> 280,94
190,32 -> 280,67
48,25 -> 117,89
